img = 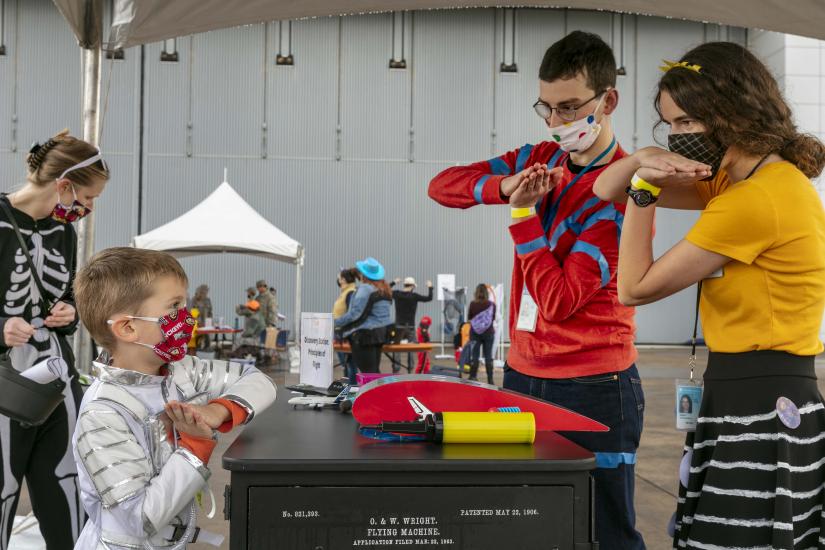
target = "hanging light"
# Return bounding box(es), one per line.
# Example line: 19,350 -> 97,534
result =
389,11 -> 407,69
161,38 -> 178,62
500,8 -> 517,73
616,13 -> 627,76
0,0 -> 6,56
276,20 -> 294,66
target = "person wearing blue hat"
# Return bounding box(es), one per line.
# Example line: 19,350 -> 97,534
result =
355,257 -> 385,281
335,257 -> 394,374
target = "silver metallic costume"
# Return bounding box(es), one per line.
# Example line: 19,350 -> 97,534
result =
72,355 -> 276,549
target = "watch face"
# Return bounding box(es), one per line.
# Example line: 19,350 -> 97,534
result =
625,186 -> 656,207
635,191 -> 653,207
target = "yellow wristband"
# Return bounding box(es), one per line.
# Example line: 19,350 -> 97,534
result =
510,207 -> 534,219
631,174 -> 662,197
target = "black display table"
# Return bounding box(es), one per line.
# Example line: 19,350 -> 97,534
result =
223,389 -> 598,549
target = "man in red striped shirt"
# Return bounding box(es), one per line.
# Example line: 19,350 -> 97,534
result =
428,31 -> 645,549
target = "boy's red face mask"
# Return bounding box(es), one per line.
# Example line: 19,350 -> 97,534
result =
114,308 -> 197,363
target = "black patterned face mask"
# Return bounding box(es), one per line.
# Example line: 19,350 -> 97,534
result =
668,132 -> 725,180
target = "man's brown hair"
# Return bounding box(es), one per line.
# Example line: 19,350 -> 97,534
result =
74,247 -> 188,351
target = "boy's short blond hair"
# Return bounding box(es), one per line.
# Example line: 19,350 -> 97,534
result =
74,247 -> 189,351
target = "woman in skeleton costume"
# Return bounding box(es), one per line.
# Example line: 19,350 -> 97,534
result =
0,130 -> 109,549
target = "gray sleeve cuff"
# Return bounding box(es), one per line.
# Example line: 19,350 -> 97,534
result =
174,448 -> 211,481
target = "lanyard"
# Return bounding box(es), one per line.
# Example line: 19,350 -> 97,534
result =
542,136 -> 617,233
689,281 -> 702,381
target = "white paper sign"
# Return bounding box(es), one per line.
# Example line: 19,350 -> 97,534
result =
437,274 -> 455,301
300,313 -> 334,388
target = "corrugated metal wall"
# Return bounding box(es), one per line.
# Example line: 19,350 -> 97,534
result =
0,0 -> 747,342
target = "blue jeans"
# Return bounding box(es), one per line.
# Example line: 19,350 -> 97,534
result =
337,351 -> 357,384
503,364 -> 646,550
470,331 -> 495,383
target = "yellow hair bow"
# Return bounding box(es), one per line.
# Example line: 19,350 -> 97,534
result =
659,60 -> 702,74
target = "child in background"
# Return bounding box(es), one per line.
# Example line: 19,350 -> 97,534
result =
415,316 -> 432,374
236,298 -> 265,346
72,247 -> 276,549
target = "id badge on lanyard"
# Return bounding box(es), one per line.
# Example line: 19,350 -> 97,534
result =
676,282 -> 704,432
516,288 -> 538,332
675,378 -> 703,432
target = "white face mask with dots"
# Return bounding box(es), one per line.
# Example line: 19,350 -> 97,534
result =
547,94 -> 606,153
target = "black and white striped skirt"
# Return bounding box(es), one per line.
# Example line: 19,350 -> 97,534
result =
673,351 -> 825,549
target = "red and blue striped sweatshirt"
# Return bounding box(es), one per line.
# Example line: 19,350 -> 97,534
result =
428,140 -> 637,379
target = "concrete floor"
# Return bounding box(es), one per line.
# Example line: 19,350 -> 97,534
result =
13,348 -> 825,549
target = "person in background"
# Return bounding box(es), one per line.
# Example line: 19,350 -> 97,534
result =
246,286 -> 256,301
269,287 -> 279,320
415,315 -> 433,374
189,284 -> 212,320
467,284 -> 496,384
334,258 -> 394,374
391,277 -> 433,373
256,279 -> 278,327
333,268 -> 360,383
236,298 -> 265,346
189,284 -> 213,350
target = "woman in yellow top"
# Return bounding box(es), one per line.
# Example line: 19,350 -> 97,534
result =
595,42 -> 825,549
333,267 -> 360,383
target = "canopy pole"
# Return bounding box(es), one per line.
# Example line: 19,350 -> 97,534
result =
294,246 -> 303,343
74,0 -> 104,373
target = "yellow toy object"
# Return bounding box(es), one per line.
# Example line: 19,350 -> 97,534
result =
362,412 -> 536,444
246,300 -> 260,311
361,398 -> 537,444
440,412 -> 536,444
188,308 -> 200,350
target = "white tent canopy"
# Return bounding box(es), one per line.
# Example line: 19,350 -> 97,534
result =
134,180 -> 302,263
133,179 -> 304,336
54,0 -> 825,50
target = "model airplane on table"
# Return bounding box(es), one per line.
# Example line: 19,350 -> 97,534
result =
287,382 -> 356,412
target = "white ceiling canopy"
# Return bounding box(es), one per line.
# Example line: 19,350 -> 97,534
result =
52,0 -> 825,50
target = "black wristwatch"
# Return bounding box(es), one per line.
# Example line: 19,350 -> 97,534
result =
625,185 -> 658,207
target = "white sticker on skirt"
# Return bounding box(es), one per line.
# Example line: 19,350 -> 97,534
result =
776,396 -> 801,429
679,449 -> 693,488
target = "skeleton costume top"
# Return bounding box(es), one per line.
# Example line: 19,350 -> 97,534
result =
0,195 -> 84,550
72,355 -> 276,549
0,194 -> 78,371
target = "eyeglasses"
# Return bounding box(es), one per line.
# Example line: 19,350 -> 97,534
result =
533,91 -> 605,122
